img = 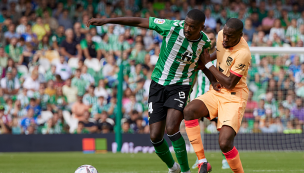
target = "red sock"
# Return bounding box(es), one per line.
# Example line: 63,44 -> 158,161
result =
223,147 -> 244,173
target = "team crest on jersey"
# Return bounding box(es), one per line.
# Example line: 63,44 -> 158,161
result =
177,51 -> 193,64
226,57 -> 233,66
154,18 -> 165,24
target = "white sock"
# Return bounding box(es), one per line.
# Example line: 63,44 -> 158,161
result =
198,158 -> 207,164
169,162 -> 178,171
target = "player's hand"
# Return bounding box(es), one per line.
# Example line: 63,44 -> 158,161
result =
86,18 -> 106,27
212,82 -> 222,91
202,48 -> 211,65
194,60 -> 205,71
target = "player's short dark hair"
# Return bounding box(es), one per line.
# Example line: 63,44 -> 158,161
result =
226,18 -> 244,33
186,9 -> 206,24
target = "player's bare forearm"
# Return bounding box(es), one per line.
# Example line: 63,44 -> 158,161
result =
208,66 -> 241,90
202,68 -> 217,85
87,17 -> 149,29
210,51 -> 217,61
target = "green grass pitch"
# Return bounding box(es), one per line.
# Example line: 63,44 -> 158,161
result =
0,152 -> 303,173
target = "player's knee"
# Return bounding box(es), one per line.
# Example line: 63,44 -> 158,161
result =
166,124 -> 178,135
183,105 -> 196,120
150,133 -> 163,143
218,138 -> 233,152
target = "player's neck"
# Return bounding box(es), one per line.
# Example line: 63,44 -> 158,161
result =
209,47 -> 216,54
187,33 -> 202,42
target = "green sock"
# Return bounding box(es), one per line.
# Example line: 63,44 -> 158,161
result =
222,153 -> 226,160
152,139 -> 175,169
169,133 -> 190,172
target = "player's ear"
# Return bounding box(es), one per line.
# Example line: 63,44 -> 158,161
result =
201,24 -> 205,31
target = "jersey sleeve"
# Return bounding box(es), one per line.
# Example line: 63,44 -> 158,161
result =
149,17 -> 175,36
202,33 -> 211,49
230,51 -> 251,77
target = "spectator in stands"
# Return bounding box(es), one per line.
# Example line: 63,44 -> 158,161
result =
73,22 -> 85,44
261,119 -> 276,133
253,31 -> 267,47
269,19 -> 285,41
5,37 -> 22,63
244,91 -> 258,119
72,68 -> 89,96
289,3 -> 301,20
45,80 -> 56,96
20,108 -> 36,131
80,66 -> 94,85
251,12 -> 261,29
291,97 -> 304,124
16,16 -> 27,35
21,24 -> 38,46
243,18 -> 256,42
23,71 -> 39,97
271,117 -> 284,133
57,9 -> 73,30
239,121 -> 252,133
124,94 -> 143,117
122,121 -> 133,133
51,26 -> 65,50
286,19 -> 299,46
80,33 -> 102,60
262,10 -> 275,34
0,47 -> 8,68
42,9 -> 58,32
289,56 -> 301,77
62,77 -> 78,107
0,70 -> 20,97
55,56 -> 71,80
25,98 -> 41,118
51,87 -> 67,111
94,79 -> 108,99
91,96 -> 106,118
4,24 -> 19,43
32,17 -> 50,41
41,118 -> 55,134
80,110 -> 98,133
74,121 -> 89,134
60,29 -> 81,60
11,117 -> 22,134
72,95 -> 90,121
252,121 -> 262,133
83,85 -> 98,107
96,111 -> 113,133
282,95 -> 296,110
204,8 -> 216,30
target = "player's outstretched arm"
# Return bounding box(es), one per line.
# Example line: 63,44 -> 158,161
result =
201,49 -> 241,90
86,17 -> 149,29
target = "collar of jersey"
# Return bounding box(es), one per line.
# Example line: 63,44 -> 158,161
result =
186,32 -> 203,42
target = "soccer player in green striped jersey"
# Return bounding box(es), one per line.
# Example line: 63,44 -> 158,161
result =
88,9 -> 220,173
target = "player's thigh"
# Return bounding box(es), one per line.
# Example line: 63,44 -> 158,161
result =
183,99 -> 210,120
189,90 -> 219,120
218,125 -> 236,152
148,81 -> 167,125
166,108 -> 184,135
217,90 -> 248,134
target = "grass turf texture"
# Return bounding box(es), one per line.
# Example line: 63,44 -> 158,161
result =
0,152 -> 303,173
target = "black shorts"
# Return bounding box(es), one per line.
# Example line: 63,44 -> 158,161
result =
148,80 -> 191,125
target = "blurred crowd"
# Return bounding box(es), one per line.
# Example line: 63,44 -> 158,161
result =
0,0 -> 303,135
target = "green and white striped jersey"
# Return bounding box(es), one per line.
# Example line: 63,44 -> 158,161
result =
149,17 -> 211,86
195,60 -> 217,97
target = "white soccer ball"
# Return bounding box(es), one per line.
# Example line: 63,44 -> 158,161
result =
75,165 -> 98,173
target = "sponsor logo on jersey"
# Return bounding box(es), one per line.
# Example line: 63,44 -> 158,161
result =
219,63 -> 224,72
197,48 -> 202,55
177,51 -> 193,64
177,36 -> 183,42
235,63 -> 246,71
154,18 -> 165,24
226,57 -> 233,66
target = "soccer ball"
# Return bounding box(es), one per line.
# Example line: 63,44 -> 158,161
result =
75,165 -> 98,173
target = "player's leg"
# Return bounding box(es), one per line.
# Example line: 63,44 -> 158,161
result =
166,108 -> 190,173
219,126 -> 244,173
148,80 -> 176,171
183,99 -> 212,172
150,120 -> 176,170
221,153 -> 230,169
